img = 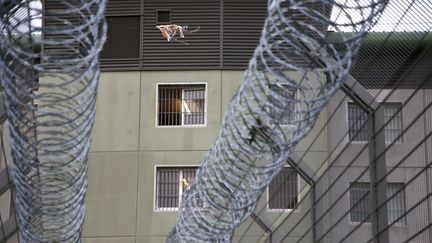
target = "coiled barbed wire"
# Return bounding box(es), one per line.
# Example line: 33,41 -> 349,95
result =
167,0 -> 388,242
0,0 -> 106,241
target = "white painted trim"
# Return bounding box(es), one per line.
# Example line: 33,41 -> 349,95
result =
153,165 -> 200,212
266,165 -> 301,213
155,82 -> 208,128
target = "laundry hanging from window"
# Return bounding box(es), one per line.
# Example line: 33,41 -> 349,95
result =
156,24 -> 200,45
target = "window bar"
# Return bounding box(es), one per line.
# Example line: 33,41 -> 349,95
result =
164,87 -> 168,126
171,87 -> 174,126
174,169 -> 179,209
160,87 -> 163,126
178,170 -> 183,208
169,87 -> 172,126
177,88 -> 179,126
182,89 -> 186,126
191,89 -> 195,125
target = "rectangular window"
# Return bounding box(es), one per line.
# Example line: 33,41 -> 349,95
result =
347,102 -> 403,143
387,183 -> 407,225
100,16 -> 140,59
157,84 -> 206,127
268,167 -> 298,210
349,182 -> 406,225
383,102 -> 403,143
347,102 -> 369,142
268,84 -> 297,126
157,10 -> 171,24
155,167 -> 198,211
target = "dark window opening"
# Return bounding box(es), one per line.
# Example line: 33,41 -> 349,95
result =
157,10 -> 171,24
100,16 -> 140,59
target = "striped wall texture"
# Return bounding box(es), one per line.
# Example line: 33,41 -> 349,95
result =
102,0 -> 267,70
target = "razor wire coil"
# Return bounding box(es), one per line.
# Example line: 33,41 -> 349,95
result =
0,0 -> 106,242
167,0 -> 389,242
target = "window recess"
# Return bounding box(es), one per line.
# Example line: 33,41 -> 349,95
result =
268,167 -> 299,211
155,167 -> 198,211
157,84 -> 206,127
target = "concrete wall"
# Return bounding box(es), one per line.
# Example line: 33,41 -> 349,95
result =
83,70 -> 328,242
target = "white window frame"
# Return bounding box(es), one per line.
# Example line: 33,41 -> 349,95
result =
153,165 -> 199,212
155,82 -> 208,128
345,101 -> 404,144
348,181 -> 407,226
267,83 -> 299,129
266,166 -> 301,212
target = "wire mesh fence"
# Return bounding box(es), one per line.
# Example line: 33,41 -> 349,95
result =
0,0 -> 431,242
235,4 -> 432,241
152,0 -> 432,242
0,120 -> 19,242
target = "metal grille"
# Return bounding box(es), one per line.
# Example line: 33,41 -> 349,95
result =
349,182 -> 406,226
156,167 -> 198,211
347,102 -> 369,142
157,84 -> 206,127
268,85 -> 297,126
348,102 -> 403,143
384,102 -> 403,143
387,183 -> 407,226
349,182 -> 372,223
268,168 -> 298,210
156,168 -> 180,210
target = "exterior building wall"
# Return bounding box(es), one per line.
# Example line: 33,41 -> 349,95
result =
82,70 -> 328,242
326,88 -> 432,243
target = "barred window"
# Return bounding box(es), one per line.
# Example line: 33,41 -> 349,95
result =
347,102 -> 403,143
155,167 -> 198,211
349,182 -> 371,223
387,183 -> 407,225
349,182 -> 406,225
268,84 -> 297,126
383,102 -> 403,143
268,167 -> 298,210
347,102 -> 368,142
157,84 -> 206,127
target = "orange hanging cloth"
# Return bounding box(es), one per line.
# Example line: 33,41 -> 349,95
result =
156,24 -> 200,45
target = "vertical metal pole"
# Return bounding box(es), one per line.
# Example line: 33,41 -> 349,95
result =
368,106 -> 389,243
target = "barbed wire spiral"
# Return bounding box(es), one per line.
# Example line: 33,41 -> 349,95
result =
0,0 -> 106,242
167,0 -> 389,242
